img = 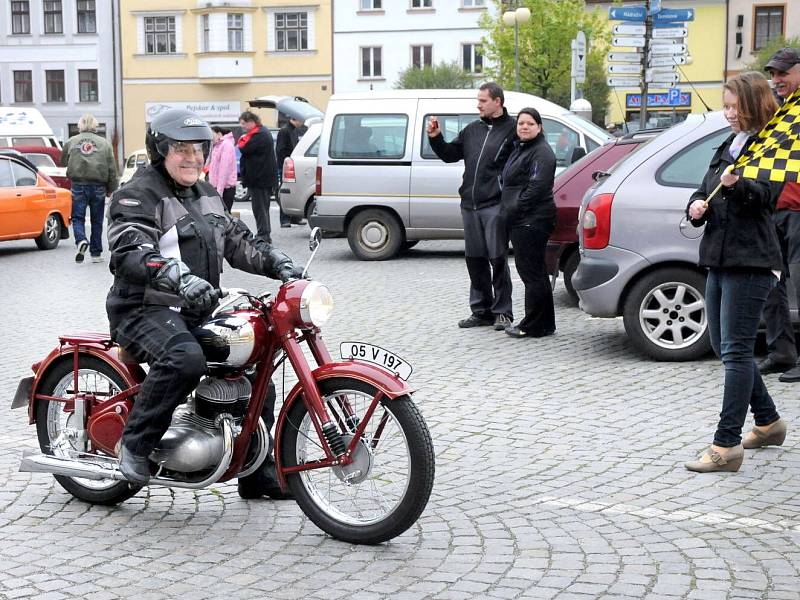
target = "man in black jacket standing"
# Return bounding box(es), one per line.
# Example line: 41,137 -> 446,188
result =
237,111 -> 278,242
275,117 -> 306,227
427,82 -> 516,330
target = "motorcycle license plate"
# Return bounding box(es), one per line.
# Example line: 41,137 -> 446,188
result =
340,342 -> 413,381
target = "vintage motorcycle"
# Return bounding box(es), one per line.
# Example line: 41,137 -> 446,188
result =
13,228 -> 435,545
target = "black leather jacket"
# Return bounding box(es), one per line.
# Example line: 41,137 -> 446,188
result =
429,109 -> 516,210
687,133 -> 783,271
500,134 -> 557,231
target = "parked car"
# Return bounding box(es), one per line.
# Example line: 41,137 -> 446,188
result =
0,151 -> 71,250
572,111 -> 799,361
120,148 -> 148,186
279,121 -> 322,221
550,128 -> 664,304
310,89 -> 613,260
0,107 -> 62,149
9,145 -> 70,189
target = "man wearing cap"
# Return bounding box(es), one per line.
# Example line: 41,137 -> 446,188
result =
759,47 -> 800,382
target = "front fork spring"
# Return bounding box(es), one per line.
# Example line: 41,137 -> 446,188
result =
321,422 -> 347,456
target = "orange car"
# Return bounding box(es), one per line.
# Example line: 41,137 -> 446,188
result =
0,151 -> 71,250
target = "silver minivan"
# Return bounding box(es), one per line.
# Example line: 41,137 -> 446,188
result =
573,110 -> 798,361
311,89 -> 612,260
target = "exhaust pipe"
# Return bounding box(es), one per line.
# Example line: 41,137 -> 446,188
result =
19,417 -> 235,490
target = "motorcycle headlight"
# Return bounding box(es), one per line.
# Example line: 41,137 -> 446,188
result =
299,282 -> 334,326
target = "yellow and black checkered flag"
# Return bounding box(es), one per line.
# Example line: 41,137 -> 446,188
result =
735,86 -> 800,183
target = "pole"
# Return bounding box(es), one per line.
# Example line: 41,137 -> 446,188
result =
639,0 -> 651,130
514,19 -> 520,91
570,39 -> 577,104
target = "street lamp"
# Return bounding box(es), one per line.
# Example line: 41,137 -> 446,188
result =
502,5 -> 531,92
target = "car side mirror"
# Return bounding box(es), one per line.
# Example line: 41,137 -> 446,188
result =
591,170 -> 610,182
570,146 -> 587,164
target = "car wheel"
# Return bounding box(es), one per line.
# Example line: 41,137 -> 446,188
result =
346,209 -> 404,261
35,214 -> 61,250
562,249 -> 580,306
401,241 -> 419,252
304,197 -> 316,222
622,267 -> 711,361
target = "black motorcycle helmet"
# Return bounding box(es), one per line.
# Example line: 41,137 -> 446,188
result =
145,108 -> 213,168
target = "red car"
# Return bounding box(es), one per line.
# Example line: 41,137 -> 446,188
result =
6,145 -> 71,189
548,129 -> 663,303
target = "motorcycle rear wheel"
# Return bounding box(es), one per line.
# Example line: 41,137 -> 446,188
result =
35,356 -> 141,505
281,377 -> 434,544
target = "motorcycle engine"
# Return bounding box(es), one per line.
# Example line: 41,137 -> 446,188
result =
150,375 -> 252,473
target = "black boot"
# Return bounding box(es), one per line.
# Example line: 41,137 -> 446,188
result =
237,460 -> 293,500
118,445 -> 152,485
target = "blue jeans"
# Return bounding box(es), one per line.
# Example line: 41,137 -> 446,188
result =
706,269 -> 781,447
71,183 -> 106,256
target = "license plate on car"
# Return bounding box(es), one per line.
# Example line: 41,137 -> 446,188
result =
340,342 -> 413,381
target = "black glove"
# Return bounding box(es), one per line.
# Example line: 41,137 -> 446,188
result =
277,263 -> 304,283
152,258 -> 219,311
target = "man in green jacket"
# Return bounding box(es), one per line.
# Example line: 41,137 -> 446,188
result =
61,114 -> 118,263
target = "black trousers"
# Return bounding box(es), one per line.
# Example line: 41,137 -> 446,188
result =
510,224 -> 555,334
762,210 -> 800,365
221,187 -> 236,213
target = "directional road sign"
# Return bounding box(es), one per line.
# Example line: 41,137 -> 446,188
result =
654,8 -> 694,22
646,72 -> 680,84
650,36 -> 687,45
613,24 -> 646,35
608,52 -> 643,64
668,87 -> 682,107
650,43 -> 687,55
609,64 -> 643,75
612,36 -> 646,48
649,54 -> 689,67
646,66 -> 677,79
653,27 -> 687,38
607,76 -> 641,88
650,0 -> 662,14
608,5 -> 647,21
574,31 -> 586,84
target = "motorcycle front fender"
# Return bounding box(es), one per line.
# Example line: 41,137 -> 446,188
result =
24,344 -> 145,425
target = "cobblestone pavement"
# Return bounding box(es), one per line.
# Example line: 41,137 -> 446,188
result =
1,205 -> 798,600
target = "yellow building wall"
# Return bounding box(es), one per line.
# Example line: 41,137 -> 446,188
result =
589,1 -> 727,125
119,0 -> 332,156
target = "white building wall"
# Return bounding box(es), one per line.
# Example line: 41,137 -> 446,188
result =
333,1 -> 493,92
0,0 -> 122,152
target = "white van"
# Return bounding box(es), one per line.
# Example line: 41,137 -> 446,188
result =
311,89 -> 612,260
0,107 -> 61,149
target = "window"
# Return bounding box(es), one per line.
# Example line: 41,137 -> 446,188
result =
11,161 -> 37,187
144,16 -> 177,55
228,13 -> 243,51
411,0 -> 432,7
46,70 -> 65,102
421,114 -> 479,158
275,12 -> 307,51
11,1 -> 30,34
360,0 -> 382,9
753,6 -> 784,51
462,0 -> 485,6
462,43 -> 483,73
79,69 -> 98,102
658,129 -> 731,188
77,0 -> 96,33
361,47 -> 382,78
306,136 -> 320,157
202,14 -> 210,52
0,160 -> 13,187
44,0 -> 63,34
13,71 -> 32,103
411,45 -> 432,69
541,119 -> 581,169
330,115 -> 408,159
23,153 -> 56,169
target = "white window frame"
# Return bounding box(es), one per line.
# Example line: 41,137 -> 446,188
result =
360,0 -> 382,10
135,11 -> 185,56
411,0 -> 432,7
411,45 -> 433,69
264,7 -> 316,53
228,13 -> 244,52
461,42 -> 483,74
462,0 -> 486,7
360,46 -> 383,79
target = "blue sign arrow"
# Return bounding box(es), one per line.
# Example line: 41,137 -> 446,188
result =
609,5 -> 647,21
654,8 -> 694,22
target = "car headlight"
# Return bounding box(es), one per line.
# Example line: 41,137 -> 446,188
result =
299,281 -> 334,326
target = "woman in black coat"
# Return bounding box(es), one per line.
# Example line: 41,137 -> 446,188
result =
501,108 -> 557,338
685,71 -> 786,473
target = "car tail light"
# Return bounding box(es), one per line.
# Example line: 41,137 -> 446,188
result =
315,166 -> 322,196
282,158 -> 296,183
582,193 -> 614,249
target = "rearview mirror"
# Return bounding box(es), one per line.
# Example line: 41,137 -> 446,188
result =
309,226 -> 322,252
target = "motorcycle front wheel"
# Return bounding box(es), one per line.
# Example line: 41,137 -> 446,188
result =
281,377 -> 435,544
35,356 -> 141,505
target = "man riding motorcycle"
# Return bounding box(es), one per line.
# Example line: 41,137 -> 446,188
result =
106,108 -> 303,497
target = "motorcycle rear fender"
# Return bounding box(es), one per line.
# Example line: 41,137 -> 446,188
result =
23,343 -> 145,425
274,360 -> 414,488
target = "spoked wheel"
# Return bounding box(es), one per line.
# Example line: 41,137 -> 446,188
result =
281,377 -> 434,544
35,356 -> 141,505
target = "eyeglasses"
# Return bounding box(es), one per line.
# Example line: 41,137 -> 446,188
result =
167,141 -> 208,157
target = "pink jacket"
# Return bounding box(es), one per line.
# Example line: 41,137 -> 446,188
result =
208,132 -> 238,195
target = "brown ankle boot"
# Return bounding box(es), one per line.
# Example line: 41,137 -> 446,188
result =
742,419 -> 787,449
685,444 -> 744,473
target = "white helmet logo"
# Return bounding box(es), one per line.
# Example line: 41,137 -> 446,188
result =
183,117 -> 203,126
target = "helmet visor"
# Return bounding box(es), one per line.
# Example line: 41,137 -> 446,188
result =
155,139 -> 210,161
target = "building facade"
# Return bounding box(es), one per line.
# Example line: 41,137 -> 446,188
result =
119,0 -> 332,157
0,0 -> 122,154
332,0 -> 492,93
725,0 -> 800,78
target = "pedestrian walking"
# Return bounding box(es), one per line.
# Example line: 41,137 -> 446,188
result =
275,117 -> 306,227
427,82 -> 516,331
237,111 -> 278,243
501,108 -> 557,338
60,113 -> 118,263
758,47 -> 800,382
685,72 -> 787,473
208,126 -> 238,212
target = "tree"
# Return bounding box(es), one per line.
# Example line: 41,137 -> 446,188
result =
395,61 -> 477,89
745,36 -> 800,72
480,0 -> 611,125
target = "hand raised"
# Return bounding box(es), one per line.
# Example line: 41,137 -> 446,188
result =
426,116 -> 441,138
